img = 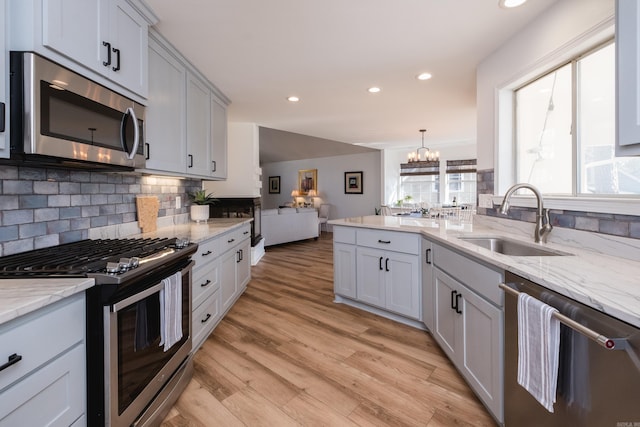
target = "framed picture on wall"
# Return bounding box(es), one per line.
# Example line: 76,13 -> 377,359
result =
344,171 -> 363,194
298,169 -> 317,195
268,176 -> 280,194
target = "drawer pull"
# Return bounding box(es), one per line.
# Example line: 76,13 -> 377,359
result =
243,231 -> 249,235
378,239 -> 391,244
228,238 -> 235,243
202,250 -> 212,256
0,353 -> 22,372
201,313 -> 212,323
200,279 -> 211,287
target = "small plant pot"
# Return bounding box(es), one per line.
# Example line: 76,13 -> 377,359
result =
190,205 -> 209,223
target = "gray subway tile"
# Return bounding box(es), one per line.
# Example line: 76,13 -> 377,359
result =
70,217 -> 91,230
34,208 -> 60,222
0,226 -> 19,242
33,181 -> 59,194
71,194 -> 92,206
0,196 -> 20,210
91,173 -> 109,183
46,169 -> 70,181
99,204 -> 116,215
48,194 -> 71,207
59,230 -> 85,244
19,167 -> 46,180
80,183 -> 100,194
122,212 -> 136,223
91,216 -> 108,227
60,207 -> 82,219
19,222 -> 47,238
91,194 -> 108,205
99,183 -> 116,193
60,182 -> 82,194
3,238 -> 34,255
107,214 -> 123,225
0,167 -> 19,179
35,234 -> 59,249
47,220 -> 71,234
70,171 -> 91,182
82,206 -> 100,217
575,216 -> 599,232
599,220 -> 629,237
107,194 -> 123,204
3,209 -> 34,226
4,180 -> 33,194
630,222 -> 640,239
19,195 -> 48,209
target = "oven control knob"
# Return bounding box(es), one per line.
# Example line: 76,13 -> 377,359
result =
175,238 -> 190,249
130,257 -> 140,268
106,262 -> 121,274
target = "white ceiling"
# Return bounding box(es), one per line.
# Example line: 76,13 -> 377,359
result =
146,0 -> 558,162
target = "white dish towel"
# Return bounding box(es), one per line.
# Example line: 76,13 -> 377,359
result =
159,271 -> 183,352
517,292 -> 560,413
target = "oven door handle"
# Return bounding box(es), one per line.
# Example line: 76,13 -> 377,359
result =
112,282 -> 164,312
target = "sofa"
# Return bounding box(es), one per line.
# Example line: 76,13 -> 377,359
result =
261,208 -> 319,247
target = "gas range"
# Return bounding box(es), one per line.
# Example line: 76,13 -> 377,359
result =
0,237 -> 197,285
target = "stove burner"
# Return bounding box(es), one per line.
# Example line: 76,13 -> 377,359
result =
0,237 -> 194,281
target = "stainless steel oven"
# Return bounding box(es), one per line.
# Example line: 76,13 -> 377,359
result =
104,259 -> 193,427
0,237 -> 197,426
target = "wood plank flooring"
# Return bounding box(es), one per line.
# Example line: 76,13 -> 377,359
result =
161,233 -> 497,426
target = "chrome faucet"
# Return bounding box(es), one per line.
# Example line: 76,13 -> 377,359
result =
499,183 -> 552,243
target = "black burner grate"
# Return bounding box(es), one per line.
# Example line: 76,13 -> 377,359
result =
0,238 -> 175,277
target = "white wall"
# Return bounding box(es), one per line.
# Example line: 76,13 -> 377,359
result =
204,122 -> 261,197
261,151 -> 382,222
383,142 -> 476,206
476,0 -> 614,192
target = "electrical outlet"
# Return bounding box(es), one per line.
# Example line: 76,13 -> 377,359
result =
478,194 -> 493,208
176,196 -> 181,209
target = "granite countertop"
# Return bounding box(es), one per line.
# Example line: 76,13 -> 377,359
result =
329,215 -> 640,328
0,218 -> 252,326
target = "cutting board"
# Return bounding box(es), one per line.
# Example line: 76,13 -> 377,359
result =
136,196 -> 159,232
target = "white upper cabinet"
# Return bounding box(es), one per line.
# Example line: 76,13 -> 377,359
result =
616,0 -> 640,155
210,94 -> 228,179
145,35 -> 187,173
9,0 -> 156,102
186,72 -> 213,177
143,30 -> 230,179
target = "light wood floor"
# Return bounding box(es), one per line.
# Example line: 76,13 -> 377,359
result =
161,233 -> 496,426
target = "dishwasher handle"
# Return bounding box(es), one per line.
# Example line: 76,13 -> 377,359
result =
500,283 -> 626,351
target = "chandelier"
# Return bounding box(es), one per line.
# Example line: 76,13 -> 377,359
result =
408,129 -> 439,162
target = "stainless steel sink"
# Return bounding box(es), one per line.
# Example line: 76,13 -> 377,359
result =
458,236 -> 570,256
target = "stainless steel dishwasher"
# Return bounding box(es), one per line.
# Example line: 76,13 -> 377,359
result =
503,271 -> 640,427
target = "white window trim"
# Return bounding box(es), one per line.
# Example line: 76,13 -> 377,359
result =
492,17 -> 640,216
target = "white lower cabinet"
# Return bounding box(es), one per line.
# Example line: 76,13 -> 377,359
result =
191,224 -> 251,352
332,227 -> 421,322
0,293 -> 86,426
432,243 -> 504,423
421,238 -> 434,331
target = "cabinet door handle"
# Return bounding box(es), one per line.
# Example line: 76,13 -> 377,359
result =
0,102 -> 5,132
200,279 -> 211,287
378,239 -> 391,244
451,290 -> 457,311
188,154 -> 193,168
385,258 -> 390,272
228,238 -> 235,243
201,313 -> 212,323
0,353 -> 22,372
202,250 -> 212,256
425,248 -> 431,264
102,41 -> 111,66
243,231 -> 249,235
112,47 -> 121,71
144,142 -> 150,160
212,160 -> 217,172
379,256 -> 383,270
236,250 -> 241,263
455,293 -> 463,314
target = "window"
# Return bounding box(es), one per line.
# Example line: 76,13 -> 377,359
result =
446,160 -> 477,205
515,41 -> 640,196
400,162 -> 440,206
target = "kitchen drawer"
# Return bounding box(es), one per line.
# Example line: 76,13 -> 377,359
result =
219,224 -> 251,252
434,243 -> 503,306
357,228 -> 420,255
193,237 -> 221,266
192,289 -> 221,350
333,226 -> 356,244
0,293 -> 85,392
0,343 -> 85,426
192,258 -> 220,309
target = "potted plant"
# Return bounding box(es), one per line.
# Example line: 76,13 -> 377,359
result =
188,190 -> 217,222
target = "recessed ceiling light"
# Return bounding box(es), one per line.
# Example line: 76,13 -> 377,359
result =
287,96 -> 300,102
499,0 -> 527,8
417,72 -> 432,81
368,87 -> 381,93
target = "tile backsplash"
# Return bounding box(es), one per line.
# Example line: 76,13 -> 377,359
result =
476,169 -> 640,240
0,165 -> 201,256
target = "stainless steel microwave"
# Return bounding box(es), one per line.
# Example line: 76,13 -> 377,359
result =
9,52 -> 145,170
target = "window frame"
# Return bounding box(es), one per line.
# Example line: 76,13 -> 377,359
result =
494,30 -> 640,216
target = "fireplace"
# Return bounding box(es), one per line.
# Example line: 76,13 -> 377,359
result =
209,197 -> 262,246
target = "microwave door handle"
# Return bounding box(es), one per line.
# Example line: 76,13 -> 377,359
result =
122,107 -> 140,160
